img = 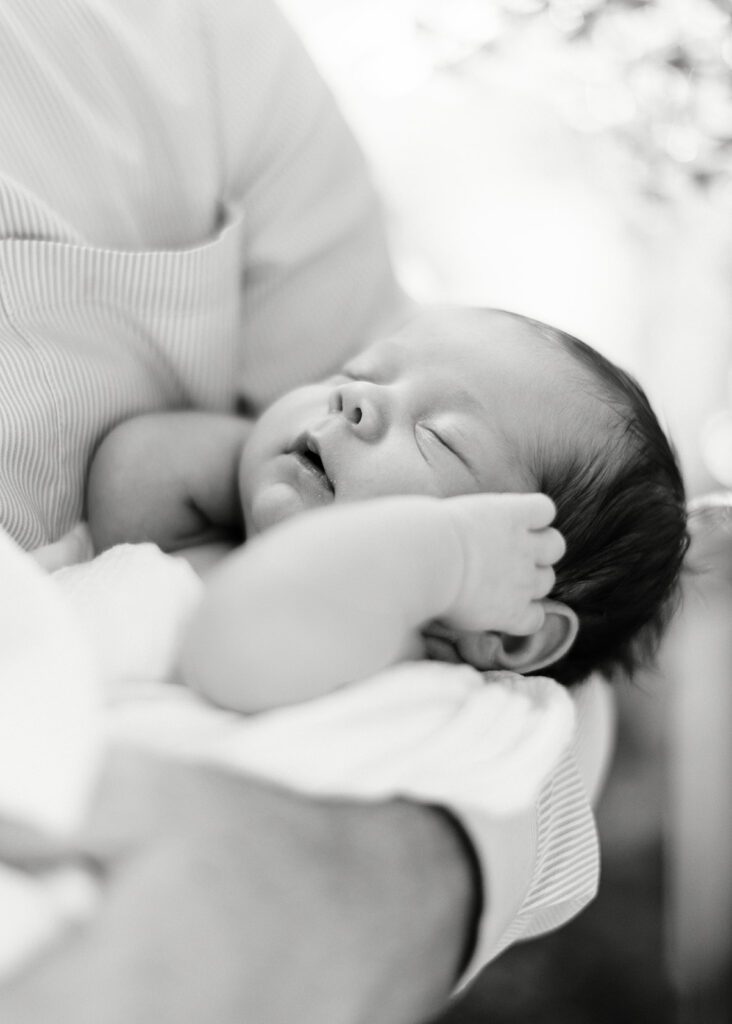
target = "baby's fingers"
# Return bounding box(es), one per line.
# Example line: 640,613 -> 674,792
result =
523,493 -> 557,530
534,526 -> 566,567
532,565 -> 556,598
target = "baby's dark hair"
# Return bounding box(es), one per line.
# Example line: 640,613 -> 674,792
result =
515,315 -> 689,686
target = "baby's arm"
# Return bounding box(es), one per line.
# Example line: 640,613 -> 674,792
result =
179,493 -> 563,712
87,412 -> 252,554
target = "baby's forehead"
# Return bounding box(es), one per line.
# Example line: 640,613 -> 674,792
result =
381,306 -> 549,356
441,308 -> 610,426
354,307 -> 599,417
355,308 -> 501,366
393,308 -> 578,382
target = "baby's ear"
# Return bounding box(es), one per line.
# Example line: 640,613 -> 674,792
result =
453,601 -> 579,675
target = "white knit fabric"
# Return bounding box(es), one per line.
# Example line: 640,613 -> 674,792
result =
0,531 -> 98,836
53,544 -> 203,698
0,530 -> 99,980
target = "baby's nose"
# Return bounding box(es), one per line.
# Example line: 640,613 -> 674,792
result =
333,382 -> 384,441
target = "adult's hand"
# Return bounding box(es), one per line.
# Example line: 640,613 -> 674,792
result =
0,747 -> 477,1024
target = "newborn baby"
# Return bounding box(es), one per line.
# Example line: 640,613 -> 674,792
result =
86,306 -> 689,711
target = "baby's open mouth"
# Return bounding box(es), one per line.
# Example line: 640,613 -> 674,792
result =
289,433 -> 334,494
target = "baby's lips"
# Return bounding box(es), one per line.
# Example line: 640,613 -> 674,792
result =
303,423 -> 339,495
288,452 -> 335,507
289,430 -> 335,491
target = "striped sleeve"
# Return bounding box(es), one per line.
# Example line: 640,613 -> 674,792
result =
498,750 -> 600,947
452,676 -> 612,990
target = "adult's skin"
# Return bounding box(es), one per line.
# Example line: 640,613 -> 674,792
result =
0,748 -> 476,1024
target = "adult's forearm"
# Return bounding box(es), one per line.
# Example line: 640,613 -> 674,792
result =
0,757 -> 477,1024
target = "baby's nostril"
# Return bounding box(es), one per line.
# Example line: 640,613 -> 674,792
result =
352,406 -> 362,424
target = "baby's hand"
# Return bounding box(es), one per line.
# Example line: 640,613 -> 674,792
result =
442,493 -> 564,636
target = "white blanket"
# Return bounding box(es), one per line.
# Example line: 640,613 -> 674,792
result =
0,534 -> 577,980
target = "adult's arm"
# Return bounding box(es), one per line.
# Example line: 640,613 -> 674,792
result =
0,749 -> 476,1024
205,0 -> 411,410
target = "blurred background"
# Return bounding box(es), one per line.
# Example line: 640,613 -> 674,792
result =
280,2 -> 732,1021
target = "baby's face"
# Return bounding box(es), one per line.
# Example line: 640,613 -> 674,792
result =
240,308 -> 577,535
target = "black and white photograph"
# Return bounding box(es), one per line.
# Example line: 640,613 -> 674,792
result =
0,2 -> 731,1021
